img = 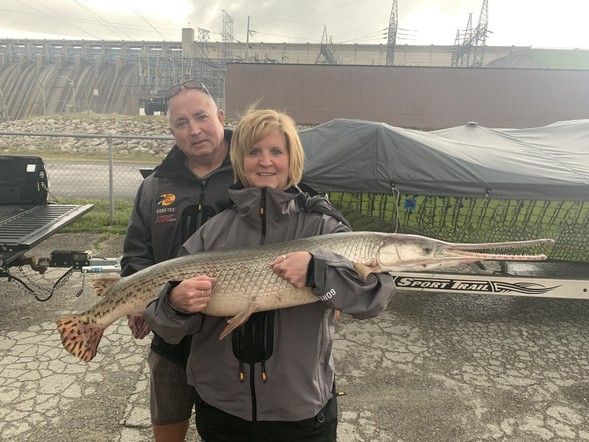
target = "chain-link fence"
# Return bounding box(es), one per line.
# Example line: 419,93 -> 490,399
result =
0,131 -> 174,223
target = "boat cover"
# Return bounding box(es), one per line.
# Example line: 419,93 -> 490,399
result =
300,119 -> 589,201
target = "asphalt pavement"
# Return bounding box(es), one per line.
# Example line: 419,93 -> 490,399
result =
44,160 -> 155,200
1,233 -> 588,441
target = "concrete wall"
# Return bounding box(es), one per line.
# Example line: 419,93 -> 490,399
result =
222,42 -> 522,67
225,64 -> 589,129
1,39 -> 523,68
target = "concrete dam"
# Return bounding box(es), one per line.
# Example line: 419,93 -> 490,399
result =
0,56 -> 136,119
1,36 -> 533,122
0,38 -> 228,120
1,37 -> 583,123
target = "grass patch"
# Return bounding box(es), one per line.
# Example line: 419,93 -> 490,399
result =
328,192 -> 588,261
531,49 -> 589,69
2,114 -> 162,234
56,198 -> 134,234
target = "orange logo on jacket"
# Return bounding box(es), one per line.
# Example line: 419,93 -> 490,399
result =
157,194 -> 176,206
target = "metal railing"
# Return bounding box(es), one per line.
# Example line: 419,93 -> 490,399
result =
0,131 -> 174,224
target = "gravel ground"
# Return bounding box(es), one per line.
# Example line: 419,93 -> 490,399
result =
1,233 -> 589,441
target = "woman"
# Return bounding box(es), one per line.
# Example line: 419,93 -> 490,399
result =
144,108 -> 395,442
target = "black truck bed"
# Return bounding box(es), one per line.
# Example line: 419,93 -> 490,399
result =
0,203 -> 94,267
0,155 -> 94,268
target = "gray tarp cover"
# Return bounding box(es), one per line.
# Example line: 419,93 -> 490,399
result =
299,119 -> 589,201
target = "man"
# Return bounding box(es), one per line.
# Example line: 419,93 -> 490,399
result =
120,80 -> 233,441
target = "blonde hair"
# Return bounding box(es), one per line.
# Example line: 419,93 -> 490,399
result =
230,108 -> 304,189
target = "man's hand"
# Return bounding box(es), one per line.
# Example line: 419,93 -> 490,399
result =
168,275 -> 215,313
271,252 -> 312,289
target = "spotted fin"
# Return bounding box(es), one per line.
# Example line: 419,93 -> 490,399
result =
56,314 -> 104,362
92,276 -> 120,297
127,314 -> 151,339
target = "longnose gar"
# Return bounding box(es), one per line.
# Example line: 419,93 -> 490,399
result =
56,232 -> 553,362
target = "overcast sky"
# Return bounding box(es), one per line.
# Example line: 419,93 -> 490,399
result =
1,0 -> 588,49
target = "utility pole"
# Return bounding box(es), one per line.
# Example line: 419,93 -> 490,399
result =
245,16 -> 250,62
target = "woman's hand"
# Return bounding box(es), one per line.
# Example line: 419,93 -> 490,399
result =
168,275 -> 215,313
271,252 -> 312,289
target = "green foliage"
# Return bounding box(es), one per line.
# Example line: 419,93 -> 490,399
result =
329,192 -> 588,261
530,49 -> 589,69
56,198 -> 134,234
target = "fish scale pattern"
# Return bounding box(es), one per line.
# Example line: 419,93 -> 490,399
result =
88,232 -> 387,326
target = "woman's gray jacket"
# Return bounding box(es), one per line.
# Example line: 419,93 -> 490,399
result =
144,185 -> 395,422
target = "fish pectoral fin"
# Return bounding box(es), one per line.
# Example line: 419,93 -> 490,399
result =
127,314 -> 151,339
91,276 -> 121,297
354,262 -> 381,280
219,301 -> 260,340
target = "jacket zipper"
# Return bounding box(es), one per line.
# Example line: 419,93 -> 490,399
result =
249,187 -> 267,431
195,180 -> 205,229
250,321 -> 258,439
259,187 -> 267,245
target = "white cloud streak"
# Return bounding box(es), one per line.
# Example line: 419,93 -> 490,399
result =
0,0 -> 587,49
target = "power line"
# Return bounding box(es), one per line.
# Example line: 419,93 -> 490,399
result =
14,0 -> 102,40
124,2 -> 170,41
71,0 -> 135,40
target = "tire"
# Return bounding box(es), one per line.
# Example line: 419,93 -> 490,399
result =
145,104 -> 154,115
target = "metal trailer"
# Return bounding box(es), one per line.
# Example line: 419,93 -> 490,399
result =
0,155 -> 93,295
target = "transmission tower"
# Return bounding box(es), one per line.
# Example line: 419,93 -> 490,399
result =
315,26 -> 338,64
386,0 -> 398,66
451,13 -> 474,67
472,0 -> 489,67
451,0 -> 489,67
222,10 -> 234,62
196,28 -> 211,59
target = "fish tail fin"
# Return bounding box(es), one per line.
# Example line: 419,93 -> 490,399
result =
92,276 -> 120,297
56,314 -> 104,362
219,301 -> 260,340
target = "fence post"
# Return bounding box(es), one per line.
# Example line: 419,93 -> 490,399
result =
107,136 -> 115,226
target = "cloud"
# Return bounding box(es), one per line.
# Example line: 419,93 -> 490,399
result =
0,0 -> 587,49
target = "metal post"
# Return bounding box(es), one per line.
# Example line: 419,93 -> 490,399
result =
245,16 -> 250,62
61,76 -> 75,113
37,80 -> 46,115
107,136 -> 115,226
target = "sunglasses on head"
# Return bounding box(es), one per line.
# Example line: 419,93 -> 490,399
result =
165,80 -> 210,102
